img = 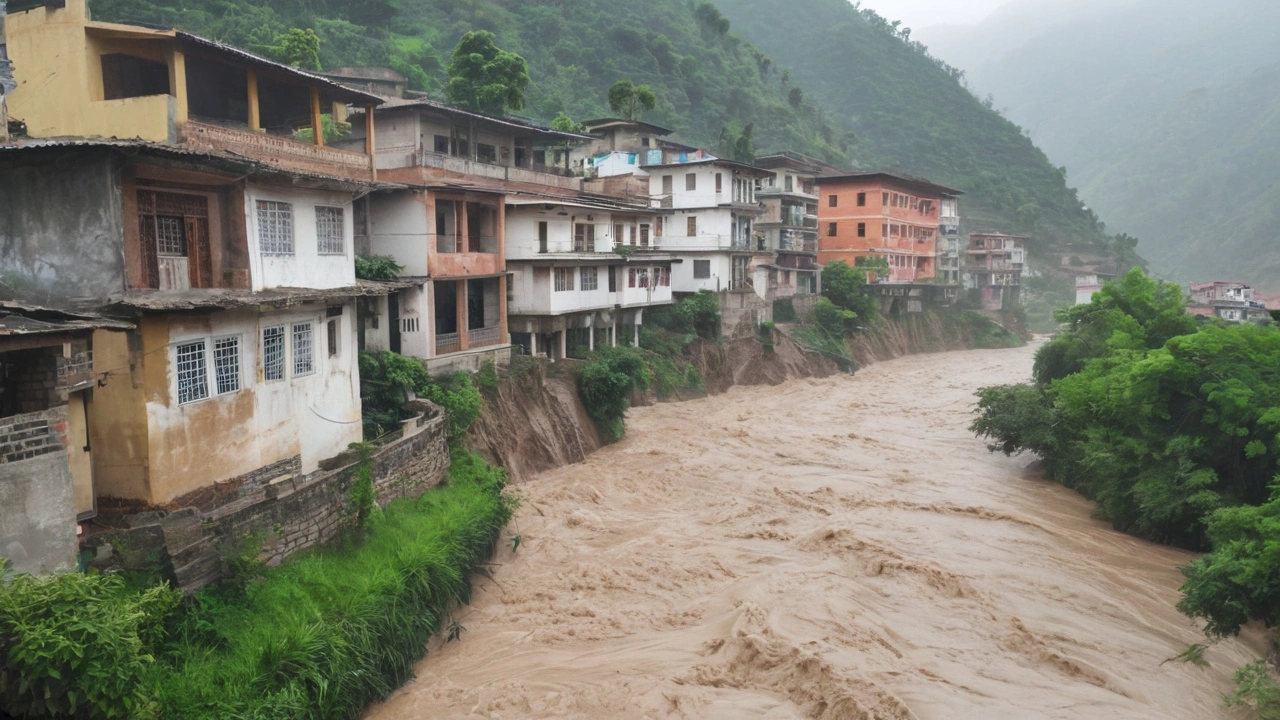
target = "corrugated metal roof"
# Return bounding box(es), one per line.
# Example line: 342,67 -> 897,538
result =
0,302 -> 133,336
374,97 -> 590,141
103,282 -> 407,312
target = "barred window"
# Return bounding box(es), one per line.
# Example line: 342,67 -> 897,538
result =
554,267 -> 573,292
213,336 -> 241,394
693,260 -> 711,279
262,326 -> 286,382
257,200 -> 294,255
292,323 -> 314,376
580,266 -> 598,291
315,206 -> 345,254
155,216 -> 186,256
176,341 -> 208,405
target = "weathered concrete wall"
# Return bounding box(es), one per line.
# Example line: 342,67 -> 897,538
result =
0,150 -> 126,308
92,407 -> 450,592
0,406 -> 77,574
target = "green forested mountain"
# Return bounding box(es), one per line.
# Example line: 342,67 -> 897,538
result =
919,0 -> 1280,291
713,0 -> 1134,268
87,0 -> 1137,271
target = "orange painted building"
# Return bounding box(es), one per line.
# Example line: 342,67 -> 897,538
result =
816,172 -> 961,283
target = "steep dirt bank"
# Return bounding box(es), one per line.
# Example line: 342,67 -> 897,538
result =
845,310 -> 1010,366
467,333 -> 838,480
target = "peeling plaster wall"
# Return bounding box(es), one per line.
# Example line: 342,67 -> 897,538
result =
0,406 -> 77,574
0,150 -> 126,307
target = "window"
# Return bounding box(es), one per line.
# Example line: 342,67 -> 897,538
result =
639,224 -> 650,247
292,323 -> 314,376
655,216 -> 664,237
715,173 -> 723,193
155,216 -> 186,256
641,137 -> 651,147
257,200 -> 294,255
554,267 -> 573,292
686,173 -> 697,192
608,266 -> 617,292
327,319 -> 339,357
101,53 -> 170,100
212,336 -> 240,395
538,221 -> 548,253
827,222 -> 837,237
828,194 -> 838,207
785,175 -> 793,192
687,216 -> 697,236
857,192 -> 866,207
882,223 -> 888,237
581,266 -> 598,291
434,135 -> 450,154
883,192 -> 890,205
574,223 -> 595,252
662,175 -> 673,194
629,226 -> 637,246
628,268 -> 650,288
176,341 -> 208,405
262,326 -> 286,382
476,143 -> 497,163
613,223 -> 624,247
857,222 -> 866,238
657,267 -> 670,286
694,259 -> 711,279
316,206 -> 345,255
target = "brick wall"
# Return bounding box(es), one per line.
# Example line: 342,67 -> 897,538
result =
0,405 -> 77,574
93,407 -> 451,593
0,406 -> 66,464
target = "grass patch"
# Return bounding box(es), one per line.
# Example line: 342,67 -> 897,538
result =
791,323 -> 857,372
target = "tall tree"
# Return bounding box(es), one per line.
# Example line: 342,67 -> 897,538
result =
607,80 -> 656,121
267,28 -> 321,71
446,31 -> 530,115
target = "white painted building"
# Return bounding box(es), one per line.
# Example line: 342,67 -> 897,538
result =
754,153 -> 824,300
505,195 -> 674,358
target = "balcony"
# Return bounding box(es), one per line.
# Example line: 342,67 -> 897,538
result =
435,332 -> 460,355
467,325 -> 503,348
380,148 -> 581,190
757,185 -> 819,202
179,121 -> 373,182
57,352 -> 95,391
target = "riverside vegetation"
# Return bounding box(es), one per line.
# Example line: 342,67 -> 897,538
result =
971,268 -> 1280,715
0,359 -> 512,719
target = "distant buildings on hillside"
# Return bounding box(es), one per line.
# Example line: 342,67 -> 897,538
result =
1187,281 -> 1271,323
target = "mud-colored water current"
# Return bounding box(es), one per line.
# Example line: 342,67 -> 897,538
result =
366,345 -> 1261,719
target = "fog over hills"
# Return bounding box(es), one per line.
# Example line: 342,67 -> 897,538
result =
918,0 -> 1280,291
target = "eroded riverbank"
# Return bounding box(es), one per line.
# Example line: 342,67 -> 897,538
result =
367,345 -> 1259,719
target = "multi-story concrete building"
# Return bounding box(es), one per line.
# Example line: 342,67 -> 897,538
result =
1187,281 -> 1270,323
754,153 -> 823,298
339,98 -> 585,371
505,194 -> 674,359
937,197 -> 962,284
816,172 -> 961,283
1075,272 -> 1115,305
964,233 -> 1028,310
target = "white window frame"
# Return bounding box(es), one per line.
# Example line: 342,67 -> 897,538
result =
315,206 -> 346,255
554,267 -> 574,292
580,266 -> 598,291
262,325 -> 287,382
257,200 -> 294,255
292,322 -> 315,377
175,339 -> 209,405
212,335 -> 242,395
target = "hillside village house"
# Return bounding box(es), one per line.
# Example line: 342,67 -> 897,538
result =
937,196 -> 962,284
1075,272 -> 1115,305
964,232 -> 1028,310
0,142 -> 383,510
338,99 -> 586,372
754,153 -> 824,298
505,194 -> 674,359
816,172 -> 961,283
4,0 -> 380,182
1187,281 -> 1270,323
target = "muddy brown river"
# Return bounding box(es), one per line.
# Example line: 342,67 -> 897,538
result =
366,345 -> 1261,719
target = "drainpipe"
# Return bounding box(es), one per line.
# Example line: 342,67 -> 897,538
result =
0,0 -> 14,143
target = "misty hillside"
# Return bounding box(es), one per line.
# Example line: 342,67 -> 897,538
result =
88,0 -> 1137,272
920,0 -> 1280,291
712,0 -> 1133,269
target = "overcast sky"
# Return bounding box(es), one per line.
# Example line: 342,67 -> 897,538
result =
856,0 -> 1007,29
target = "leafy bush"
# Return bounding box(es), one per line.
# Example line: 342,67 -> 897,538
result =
821,260 -> 879,326
814,296 -> 857,337
648,292 -> 721,339
358,352 -> 482,442
1223,661 -> 1280,719
423,372 -> 482,441
0,570 -> 181,719
354,255 -> 404,281
772,298 -> 797,323
577,346 -> 650,442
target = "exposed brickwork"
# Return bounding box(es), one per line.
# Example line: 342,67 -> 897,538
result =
0,407 -> 65,464
92,408 -> 450,593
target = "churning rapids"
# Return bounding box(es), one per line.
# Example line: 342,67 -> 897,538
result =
366,344 -> 1262,719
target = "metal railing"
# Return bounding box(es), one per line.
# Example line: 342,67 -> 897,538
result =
433,233 -> 500,254
435,332 -> 460,355
57,352 -> 94,390
467,326 -> 502,348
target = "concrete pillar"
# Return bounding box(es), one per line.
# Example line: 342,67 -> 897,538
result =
365,106 -> 377,179
456,281 -> 469,351
458,199 -> 468,253
633,323 -> 639,347
246,70 -> 261,132
498,274 -> 509,343
309,88 -> 324,146
530,331 -> 537,356
588,322 -> 595,352
558,329 -> 567,360
610,319 -> 617,347
169,50 -> 188,125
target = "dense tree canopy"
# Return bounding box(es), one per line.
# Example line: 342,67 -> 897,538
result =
607,80 -> 657,121
445,31 -> 530,114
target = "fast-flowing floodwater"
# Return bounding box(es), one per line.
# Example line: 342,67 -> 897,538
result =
367,345 -> 1261,719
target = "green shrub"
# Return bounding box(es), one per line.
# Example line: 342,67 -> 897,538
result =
821,260 -> 879,326
814,296 -> 857,337
423,372 -> 483,441
1223,661 -> 1280,719
648,292 -> 721,339
476,359 -> 499,392
772,298 -> 797,323
353,255 -> 405,281
577,346 -> 649,442
359,353 -> 482,442
0,569 -> 181,719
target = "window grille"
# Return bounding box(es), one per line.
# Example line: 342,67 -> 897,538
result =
693,260 -> 711,279
213,336 -> 240,394
262,325 -> 286,381
687,216 -> 697,236
292,323 -> 314,376
580,267 -> 598,291
554,268 -> 573,292
156,216 -> 186,255
315,206 -> 345,254
257,200 -> 294,255
176,341 -> 208,404
327,319 -> 340,356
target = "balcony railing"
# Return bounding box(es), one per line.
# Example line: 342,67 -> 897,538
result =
403,150 -> 581,190
180,121 -> 373,182
57,352 -> 94,391
467,326 -> 502,348
435,333 -> 460,355
434,233 -> 500,254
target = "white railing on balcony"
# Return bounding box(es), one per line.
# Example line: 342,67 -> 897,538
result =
435,332 -> 460,355
467,326 -> 502,348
